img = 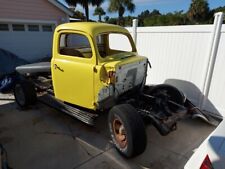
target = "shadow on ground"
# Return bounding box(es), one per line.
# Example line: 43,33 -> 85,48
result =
0,99 -> 215,169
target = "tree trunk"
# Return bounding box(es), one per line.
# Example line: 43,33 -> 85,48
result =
99,15 -> 101,22
118,6 -> 125,26
84,4 -> 89,21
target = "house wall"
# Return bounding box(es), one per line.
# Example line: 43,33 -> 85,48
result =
0,0 -> 68,24
126,24 -> 225,117
0,0 -> 70,61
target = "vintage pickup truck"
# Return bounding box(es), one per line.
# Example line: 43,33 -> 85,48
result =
13,22 -> 215,157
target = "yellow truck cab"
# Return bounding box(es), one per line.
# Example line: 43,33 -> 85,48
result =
51,22 -> 147,110
14,22 -> 214,158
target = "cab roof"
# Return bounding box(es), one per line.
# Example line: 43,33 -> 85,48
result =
55,22 -> 129,36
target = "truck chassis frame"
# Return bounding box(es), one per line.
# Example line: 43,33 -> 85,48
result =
14,71 -> 219,136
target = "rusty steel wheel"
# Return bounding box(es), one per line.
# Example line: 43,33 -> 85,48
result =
112,118 -> 127,149
108,104 -> 147,158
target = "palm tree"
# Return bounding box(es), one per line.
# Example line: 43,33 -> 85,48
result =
94,7 -> 106,22
104,16 -> 110,22
92,0 -> 104,7
187,0 -> 210,24
92,0 -> 105,21
65,0 -> 104,21
73,10 -> 86,21
108,0 -> 135,25
65,0 -> 78,10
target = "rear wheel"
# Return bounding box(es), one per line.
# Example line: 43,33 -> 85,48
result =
14,80 -> 37,108
108,104 -> 147,157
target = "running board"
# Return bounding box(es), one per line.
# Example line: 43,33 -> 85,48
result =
38,94 -> 98,126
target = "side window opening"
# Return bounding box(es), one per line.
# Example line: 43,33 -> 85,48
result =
59,33 -> 92,58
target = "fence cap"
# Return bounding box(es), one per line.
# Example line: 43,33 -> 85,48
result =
132,19 -> 138,24
214,12 -> 224,17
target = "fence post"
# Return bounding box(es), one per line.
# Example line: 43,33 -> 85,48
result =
201,12 -> 224,109
132,19 -> 138,45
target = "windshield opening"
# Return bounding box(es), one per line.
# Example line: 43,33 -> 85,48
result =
96,33 -> 135,58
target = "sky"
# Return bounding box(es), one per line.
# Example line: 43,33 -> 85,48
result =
59,0 -> 225,20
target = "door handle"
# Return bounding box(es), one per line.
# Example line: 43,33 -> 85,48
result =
54,64 -> 64,72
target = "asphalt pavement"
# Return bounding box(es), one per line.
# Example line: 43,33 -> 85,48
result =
0,93 -> 215,169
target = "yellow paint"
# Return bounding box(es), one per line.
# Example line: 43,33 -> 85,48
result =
51,22 -> 147,110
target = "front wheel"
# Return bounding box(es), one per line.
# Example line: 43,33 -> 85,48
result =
108,104 -> 147,157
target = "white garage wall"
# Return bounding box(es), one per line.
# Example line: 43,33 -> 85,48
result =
0,23 -> 54,62
126,23 -> 225,116
0,31 -> 53,61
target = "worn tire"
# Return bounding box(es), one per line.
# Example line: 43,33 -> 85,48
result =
14,80 -> 37,108
108,104 -> 147,157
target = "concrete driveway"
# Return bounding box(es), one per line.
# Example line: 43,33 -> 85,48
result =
0,94 -> 215,169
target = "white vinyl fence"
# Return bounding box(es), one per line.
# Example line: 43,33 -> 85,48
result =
126,13 -> 225,117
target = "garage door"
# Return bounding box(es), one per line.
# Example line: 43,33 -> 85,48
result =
0,22 -> 55,62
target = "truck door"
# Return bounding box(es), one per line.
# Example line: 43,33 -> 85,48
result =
51,31 -> 96,110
